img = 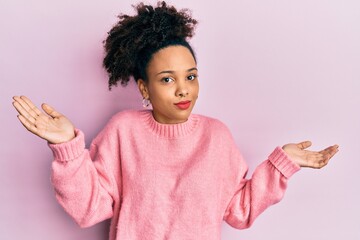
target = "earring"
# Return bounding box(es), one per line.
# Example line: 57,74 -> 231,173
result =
142,98 -> 150,108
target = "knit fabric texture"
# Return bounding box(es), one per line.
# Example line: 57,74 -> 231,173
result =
48,110 -> 300,240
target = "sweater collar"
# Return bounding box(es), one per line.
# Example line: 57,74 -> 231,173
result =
140,110 -> 199,139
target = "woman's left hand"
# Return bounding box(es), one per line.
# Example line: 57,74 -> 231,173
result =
282,141 -> 339,168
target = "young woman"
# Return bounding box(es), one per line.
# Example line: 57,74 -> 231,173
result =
12,1 -> 339,240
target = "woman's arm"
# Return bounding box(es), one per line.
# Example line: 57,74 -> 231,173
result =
12,95 -> 117,227
223,143 -> 338,229
49,129 -> 117,227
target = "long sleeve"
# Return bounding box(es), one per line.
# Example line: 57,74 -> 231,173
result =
223,146 -> 300,229
49,128 -> 120,228
44,110 -> 301,240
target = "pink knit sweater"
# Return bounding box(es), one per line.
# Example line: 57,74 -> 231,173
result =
49,110 -> 300,240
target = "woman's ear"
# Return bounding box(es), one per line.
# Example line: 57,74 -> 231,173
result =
137,79 -> 149,99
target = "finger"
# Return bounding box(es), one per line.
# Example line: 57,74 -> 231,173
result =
309,156 -> 328,169
320,145 -> 339,156
12,100 -> 37,124
312,146 -> 339,169
321,146 -> 339,160
20,95 -> 43,117
41,103 -> 62,118
316,159 -> 328,169
305,151 -> 325,163
297,141 -> 312,150
17,114 -> 40,136
319,153 -> 333,168
13,96 -> 40,121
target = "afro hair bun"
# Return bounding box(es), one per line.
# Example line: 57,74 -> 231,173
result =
103,1 -> 198,89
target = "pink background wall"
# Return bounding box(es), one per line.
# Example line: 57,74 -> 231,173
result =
1,0 -> 359,239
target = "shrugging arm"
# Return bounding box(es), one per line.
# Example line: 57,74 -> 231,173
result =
49,128 -> 120,228
223,146 -> 300,229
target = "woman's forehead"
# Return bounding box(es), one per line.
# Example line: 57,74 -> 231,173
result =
148,45 -> 197,74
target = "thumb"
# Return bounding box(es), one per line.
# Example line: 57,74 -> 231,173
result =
297,141 -> 312,150
41,103 -> 62,118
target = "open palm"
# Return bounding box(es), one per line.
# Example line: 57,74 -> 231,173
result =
12,96 -> 75,144
282,141 -> 339,169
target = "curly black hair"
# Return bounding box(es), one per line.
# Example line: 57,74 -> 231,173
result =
103,1 -> 198,89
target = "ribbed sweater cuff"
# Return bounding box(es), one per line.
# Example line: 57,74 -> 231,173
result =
48,129 -> 85,162
269,146 -> 301,178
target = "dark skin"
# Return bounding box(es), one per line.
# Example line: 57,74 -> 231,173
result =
12,46 -> 339,168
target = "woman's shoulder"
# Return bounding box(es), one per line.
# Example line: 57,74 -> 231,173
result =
102,109 -> 147,130
110,109 -> 144,120
194,114 -> 238,149
194,113 -> 232,134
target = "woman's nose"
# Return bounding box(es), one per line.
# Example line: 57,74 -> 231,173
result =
176,83 -> 189,97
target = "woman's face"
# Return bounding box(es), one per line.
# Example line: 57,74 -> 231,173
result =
138,45 -> 199,124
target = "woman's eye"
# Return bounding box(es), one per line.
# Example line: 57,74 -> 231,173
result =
187,74 -> 197,81
162,77 -> 174,83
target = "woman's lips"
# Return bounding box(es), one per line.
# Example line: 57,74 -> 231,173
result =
174,100 -> 191,110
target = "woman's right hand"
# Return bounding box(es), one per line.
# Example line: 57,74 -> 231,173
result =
12,95 -> 75,144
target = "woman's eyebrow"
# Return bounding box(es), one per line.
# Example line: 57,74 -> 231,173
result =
156,67 -> 198,76
187,67 -> 198,72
